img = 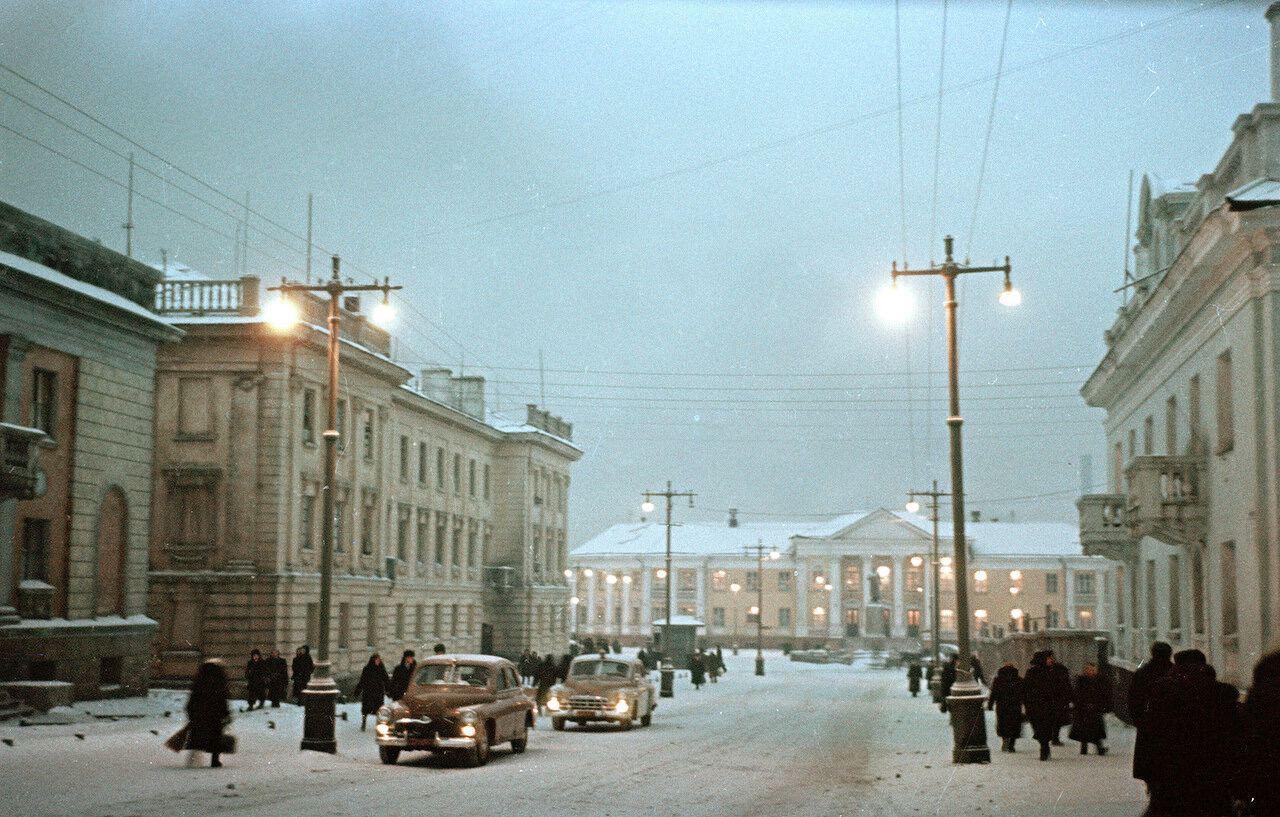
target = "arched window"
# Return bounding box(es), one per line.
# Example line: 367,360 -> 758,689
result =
95,487 -> 128,617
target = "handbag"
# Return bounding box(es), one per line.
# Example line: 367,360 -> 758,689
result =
217,733 -> 238,754
164,724 -> 190,753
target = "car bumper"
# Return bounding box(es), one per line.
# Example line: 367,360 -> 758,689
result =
376,733 -> 477,750
558,709 -> 630,721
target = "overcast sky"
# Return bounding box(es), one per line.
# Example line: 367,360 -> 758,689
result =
0,0 -> 1265,542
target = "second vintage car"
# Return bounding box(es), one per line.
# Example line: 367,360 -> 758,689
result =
374,654 -> 534,766
545,655 -> 656,730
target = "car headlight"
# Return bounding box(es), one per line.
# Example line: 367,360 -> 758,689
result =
375,722 -> 391,736
546,696 -> 561,711
460,724 -> 477,737
614,698 -> 629,714
458,709 -> 479,723
376,706 -> 391,723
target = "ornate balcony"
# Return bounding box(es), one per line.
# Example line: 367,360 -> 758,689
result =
1124,455 -> 1205,545
0,422 -> 48,501
1077,494 -> 1131,562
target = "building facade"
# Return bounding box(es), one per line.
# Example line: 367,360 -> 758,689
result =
0,202 -> 181,703
570,509 -> 1113,650
148,274 -> 579,687
1078,5 -> 1280,685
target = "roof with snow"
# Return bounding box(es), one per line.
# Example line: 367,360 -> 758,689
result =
1226,177 -> 1280,211
966,521 -> 1081,557
0,250 -> 176,333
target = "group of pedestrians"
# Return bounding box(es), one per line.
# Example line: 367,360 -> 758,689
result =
985,649 -> 1102,760
517,650 -> 574,714
689,646 -> 725,689
242,646 -> 315,709
1130,641 -> 1280,817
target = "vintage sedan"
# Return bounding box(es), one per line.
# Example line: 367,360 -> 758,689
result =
546,655 -> 656,730
374,654 -> 534,766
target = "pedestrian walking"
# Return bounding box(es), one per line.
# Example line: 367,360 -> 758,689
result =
716,646 -> 725,675
1240,650 -> 1280,817
557,653 -> 571,683
637,648 -> 650,671
265,648 -> 288,707
536,655 -> 557,714
970,653 -> 986,687
244,649 -> 267,710
352,654 -> 390,731
907,661 -> 923,697
987,663 -> 1024,753
690,650 -> 707,690
582,636 -> 595,654
1046,651 -> 1073,746
518,650 -> 533,685
184,659 -> 231,768
939,655 -> 958,712
612,639 -> 621,654
433,643 -> 446,655
388,650 -> 416,700
1023,650 -> 1060,761
1069,662 -> 1109,756
291,646 -> 314,703
1130,641 -> 1173,795
706,649 -> 721,683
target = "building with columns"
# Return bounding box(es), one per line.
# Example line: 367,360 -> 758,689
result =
570,509 -> 1114,650
1078,3 -> 1280,685
148,272 -> 579,687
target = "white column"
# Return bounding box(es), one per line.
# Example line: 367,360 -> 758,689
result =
1064,564 -> 1076,628
1095,569 -> 1107,630
586,572 -> 597,633
892,558 -> 906,637
796,561 -> 809,637
922,555 -> 934,641
621,574 -> 632,635
695,565 -> 706,623
641,567 -> 652,635
828,558 -> 842,637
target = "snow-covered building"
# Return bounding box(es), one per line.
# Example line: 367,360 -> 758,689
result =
570,509 -> 1114,650
1079,3 -> 1280,684
148,271 -> 580,687
0,201 -> 182,703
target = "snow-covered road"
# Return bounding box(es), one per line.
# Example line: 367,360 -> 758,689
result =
0,650 -> 1147,817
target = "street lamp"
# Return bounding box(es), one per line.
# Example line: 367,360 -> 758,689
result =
641,483 -> 695,699
885,234 -> 1017,765
270,255 -> 400,755
570,596 -> 580,640
730,582 -> 742,653
742,540 -> 780,676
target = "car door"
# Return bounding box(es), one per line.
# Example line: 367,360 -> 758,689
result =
494,667 -> 520,740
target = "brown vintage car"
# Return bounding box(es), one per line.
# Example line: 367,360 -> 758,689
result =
374,654 -> 534,766
546,655 -> 656,730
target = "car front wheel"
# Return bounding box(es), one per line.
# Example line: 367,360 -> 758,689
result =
379,747 -> 400,765
551,717 -> 566,731
463,731 -> 490,767
511,721 -> 529,753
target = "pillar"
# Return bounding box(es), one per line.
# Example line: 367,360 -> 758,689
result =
641,566 -> 652,635
892,557 -> 906,637
1064,564 -> 1076,628
695,565 -> 706,625
621,573 -> 632,635
585,571 -> 597,633
828,557 -> 842,638
796,560 -> 809,637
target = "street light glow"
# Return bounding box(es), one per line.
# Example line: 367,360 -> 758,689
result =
730,583 -> 741,593
1009,570 -> 1023,581
876,565 -> 891,579
264,295 -> 300,331
370,297 -> 397,327
623,575 -> 632,584
999,274 -> 1023,307
606,574 -> 618,585
564,568 -> 573,578
655,568 -> 667,579
769,550 -> 780,560
641,500 -> 655,514
569,596 -> 580,605
1010,608 -> 1024,620
876,281 -> 913,321
910,555 -> 924,567
583,568 -> 593,577
905,499 -> 921,514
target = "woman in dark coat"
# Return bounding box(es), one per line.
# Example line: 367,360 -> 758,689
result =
1022,650 -> 1060,761
987,663 -> 1024,752
557,654 -> 571,683
1069,663 -> 1109,755
690,650 -> 707,690
536,655 -> 558,713
352,654 -> 390,731
291,646 -> 313,703
244,649 -> 267,710
1240,650 -> 1280,815
265,649 -> 288,707
907,662 -> 923,697
186,660 -> 230,768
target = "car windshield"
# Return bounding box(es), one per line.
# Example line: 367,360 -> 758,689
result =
570,660 -> 630,678
414,663 -> 491,687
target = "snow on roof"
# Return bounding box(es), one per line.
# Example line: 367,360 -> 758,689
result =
0,250 -> 175,332
967,521 -> 1082,557
1148,173 -> 1197,199
1226,177 -> 1280,211
487,410 -> 581,452
652,616 -> 704,627
149,260 -> 208,281
572,514 -> 873,557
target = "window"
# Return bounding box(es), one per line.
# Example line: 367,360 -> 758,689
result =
398,436 -> 409,482
450,603 -> 460,636
1222,542 -> 1238,637
175,376 -> 210,438
1189,374 -> 1202,451
711,571 -> 727,592
434,513 -> 446,565
334,496 -> 347,552
1127,428 -> 1136,462
366,603 -> 378,646
417,442 -> 428,484
415,510 -> 429,563
1168,555 -> 1181,630
302,388 -> 316,443
1192,550 -> 1205,634
1116,565 -> 1125,626
1143,415 -> 1154,455
777,571 -> 793,592
1074,572 -> 1095,595
414,604 -> 425,639
436,448 -> 445,489
973,570 -> 989,594
300,493 -> 315,550
362,410 -> 376,460
336,399 -> 347,450
810,606 -> 828,629
360,493 -> 376,555
1078,608 -> 1095,628
1045,573 -> 1058,594
678,569 -> 697,592
451,520 -> 462,566
20,518 -> 50,581
483,464 -> 490,499
1216,350 -> 1234,453
746,609 -> 760,625
712,607 -> 725,627
434,603 -> 443,635
468,460 -> 476,497
940,609 -> 955,630
452,454 -> 461,494
745,571 -> 759,592
1166,395 -> 1178,455
395,604 -> 405,639
467,522 -> 477,567
338,603 -> 350,649
778,608 -> 792,629
1113,442 -> 1124,492
396,505 -> 410,561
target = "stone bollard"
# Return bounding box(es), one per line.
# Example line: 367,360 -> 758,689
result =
660,661 -> 675,698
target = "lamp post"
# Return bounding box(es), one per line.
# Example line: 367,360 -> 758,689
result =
269,255 -> 400,754
743,539 -> 781,676
642,482 -> 695,698
730,583 -> 741,652
907,481 -> 951,669
882,234 -> 1018,765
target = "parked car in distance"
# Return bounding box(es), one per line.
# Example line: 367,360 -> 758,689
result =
374,654 -> 534,766
546,655 -> 655,731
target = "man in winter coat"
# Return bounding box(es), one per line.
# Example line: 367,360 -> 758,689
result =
291,646 -> 314,703
1069,662 -> 1109,755
185,660 -> 231,768
265,649 -> 289,708
939,655 -> 958,712
970,654 -> 986,687
1130,641 -> 1173,791
352,654 -> 391,731
690,650 -> 707,689
1046,651 -> 1073,745
388,650 -> 416,700
244,649 -> 268,710
987,663 -> 1024,752
1240,650 -> 1280,816
1022,650 -> 1061,761
907,661 -> 923,697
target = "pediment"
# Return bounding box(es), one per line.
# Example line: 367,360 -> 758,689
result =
822,509 -> 933,544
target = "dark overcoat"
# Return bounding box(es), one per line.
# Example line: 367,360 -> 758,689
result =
1069,674 -> 1109,744
186,665 -> 230,753
987,666 -> 1024,740
352,660 -> 391,716
1128,656 -> 1172,782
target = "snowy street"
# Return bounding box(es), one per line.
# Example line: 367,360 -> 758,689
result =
0,650 -> 1147,817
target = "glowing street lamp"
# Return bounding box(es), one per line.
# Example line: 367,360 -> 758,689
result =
905,499 -> 921,514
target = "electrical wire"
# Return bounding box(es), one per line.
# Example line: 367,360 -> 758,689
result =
927,0 -> 948,259
964,0 -> 1016,262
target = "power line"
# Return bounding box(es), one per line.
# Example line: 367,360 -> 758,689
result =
474,376 -> 1086,393
893,0 -> 908,263
404,361 -> 1096,378
927,0 -> 948,259
964,0 -> 1016,262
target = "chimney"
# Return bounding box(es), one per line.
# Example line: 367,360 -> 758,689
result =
1269,3 -> 1280,101
420,368 -> 452,405
728,508 -> 739,528
453,375 -> 485,419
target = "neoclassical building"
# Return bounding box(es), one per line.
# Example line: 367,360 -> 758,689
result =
148,272 -> 579,686
1079,4 -> 1280,685
570,509 -> 1114,650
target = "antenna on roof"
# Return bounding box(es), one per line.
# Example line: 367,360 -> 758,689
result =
539,349 -> 546,409
305,193 -> 313,284
1122,169 -> 1134,304
122,153 -> 135,258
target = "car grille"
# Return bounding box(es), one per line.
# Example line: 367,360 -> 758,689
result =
393,719 -> 446,738
568,695 -> 606,711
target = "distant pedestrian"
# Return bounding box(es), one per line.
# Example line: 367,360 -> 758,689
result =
352,654 -> 390,731
433,642 -> 446,655
1023,650 -> 1060,761
244,649 -> 267,710
1240,650 -> 1280,816
716,646 -> 725,674
291,646 -> 314,703
939,655 -> 958,712
557,654 -> 571,683
536,655 -> 558,714
970,654 -> 986,687
583,636 -> 596,654
706,649 -> 721,683
1046,651 -> 1073,745
185,659 -> 231,768
907,661 -> 923,697
1130,641 -> 1172,795
637,648 -> 650,671
1069,663 -> 1109,756
612,639 -> 621,654
690,650 -> 707,690
518,650 -> 533,685
987,663 -> 1024,753
265,649 -> 288,707
389,650 -> 416,700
